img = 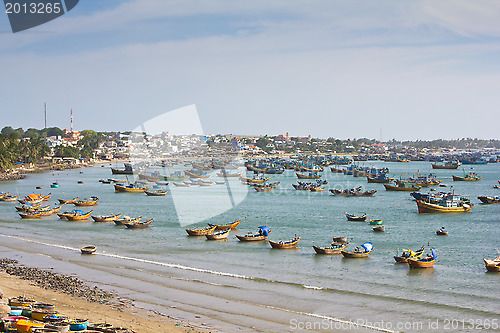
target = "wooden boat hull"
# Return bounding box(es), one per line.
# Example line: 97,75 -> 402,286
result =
296,172 -> 321,179
431,164 -> 459,169
452,175 -> 481,181
217,171 -> 242,177
345,213 -> 367,222
115,217 -> 141,225
0,195 -> 20,202
394,256 -> 409,263
341,250 -> 371,258
366,175 -> 390,183
124,218 -> 153,228
313,244 -> 346,254
145,190 -> 167,196
66,211 -> 92,221
80,246 -> 96,254
236,234 -> 268,242
369,219 -> 382,225
478,196 -> 500,204
373,226 -> 385,232
111,168 -> 133,175
205,229 -> 230,240
436,230 -> 448,235
74,197 -> 99,206
19,212 -> 42,219
185,225 -> 217,236
408,258 -> 435,268
58,197 -> 79,204
416,200 -> 472,213
309,187 -> 325,192
384,184 -> 422,191
114,184 -> 148,192
269,236 -> 300,249
208,219 -> 241,230
92,213 -> 121,222
484,259 -> 500,272
254,187 -> 273,192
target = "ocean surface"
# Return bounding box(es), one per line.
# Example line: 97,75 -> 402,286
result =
1,161 -> 499,332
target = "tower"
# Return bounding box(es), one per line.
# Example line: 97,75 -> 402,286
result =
70,109 -> 73,133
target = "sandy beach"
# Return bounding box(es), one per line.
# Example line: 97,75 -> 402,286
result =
0,262 -> 207,333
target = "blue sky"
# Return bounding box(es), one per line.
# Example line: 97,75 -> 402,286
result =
1,0 -> 499,140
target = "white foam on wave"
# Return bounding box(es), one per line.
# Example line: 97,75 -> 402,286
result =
0,233 -> 396,333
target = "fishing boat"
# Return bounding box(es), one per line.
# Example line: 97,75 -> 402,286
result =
58,197 -> 79,204
18,211 -> 42,219
236,226 -> 270,242
111,163 -> 134,175
416,196 -> 473,213
163,172 -> 187,181
452,171 -> 481,181
145,189 -> 168,196
198,180 -> 215,186
269,236 -> 300,249
205,229 -> 231,240
240,175 -> 269,184
477,196 -> 500,204
373,225 -> 385,232
65,210 -> 92,221
92,213 -> 122,222
208,219 -> 241,230
293,184 -> 310,190
341,242 -> 373,258
369,219 -> 383,225
296,172 -> 321,179
124,218 -> 153,229
366,174 -> 392,183
309,186 -> 325,192
8,295 -> 36,307
185,225 -> 217,236
436,227 -> 448,235
0,192 -> 8,199
80,245 -> 96,254
114,183 -> 149,193
74,196 -> 99,206
384,181 -> 421,191
313,242 -> 347,254
408,249 -> 437,268
50,183 -> 59,188
345,212 -> 367,222
431,161 -> 460,169
115,216 -> 141,225
483,254 -> 500,272
13,319 -> 45,332
18,193 -> 51,204
0,194 -> 20,202
217,170 -> 242,177
68,319 -> 89,331
16,203 -> 47,212
330,188 -> 376,196
394,246 -> 425,263
332,236 -> 348,243
37,205 -> 63,216
172,182 -> 190,187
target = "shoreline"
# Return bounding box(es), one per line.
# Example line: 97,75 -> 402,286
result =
0,257 -> 208,333
0,158 -> 126,182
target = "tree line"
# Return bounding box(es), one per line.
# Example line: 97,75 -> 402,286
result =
0,126 -> 106,171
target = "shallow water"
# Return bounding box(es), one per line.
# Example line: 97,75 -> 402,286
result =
1,161 -> 499,332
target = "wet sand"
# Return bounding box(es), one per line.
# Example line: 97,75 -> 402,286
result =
0,267 -> 207,333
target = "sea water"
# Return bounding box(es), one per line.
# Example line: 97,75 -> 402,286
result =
0,161 -> 499,332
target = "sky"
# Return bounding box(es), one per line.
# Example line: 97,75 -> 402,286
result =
1,0 -> 499,140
